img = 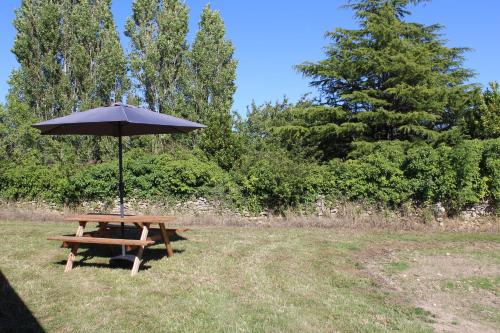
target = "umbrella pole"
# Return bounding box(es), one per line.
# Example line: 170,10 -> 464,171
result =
118,131 -> 125,256
110,128 -> 135,266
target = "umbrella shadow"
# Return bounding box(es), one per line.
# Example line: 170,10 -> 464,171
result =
54,230 -> 187,271
0,270 -> 45,332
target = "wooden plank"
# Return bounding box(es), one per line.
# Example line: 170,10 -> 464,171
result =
131,225 -> 149,276
64,214 -> 176,224
48,236 -> 154,246
104,224 -> 190,233
64,221 -> 86,272
159,223 -> 174,258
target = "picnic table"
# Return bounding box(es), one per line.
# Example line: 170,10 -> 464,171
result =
47,214 -> 187,276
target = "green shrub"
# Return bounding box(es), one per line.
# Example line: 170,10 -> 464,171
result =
403,144 -> 456,205
70,161 -> 118,203
0,137 -> 498,215
238,150 -> 326,211
71,151 -> 237,203
328,153 -> 413,207
348,140 -> 409,163
449,140 -> 488,210
133,153 -> 236,199
0,159 -> 69,203
482,138 -> 500,211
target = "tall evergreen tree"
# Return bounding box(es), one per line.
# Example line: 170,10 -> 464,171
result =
190,5 -> 240,169
125,0 -> 190,116
291,0 -> 475,157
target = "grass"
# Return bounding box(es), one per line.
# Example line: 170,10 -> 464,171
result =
442,277 -> 500,295
386,261 -> 411,272
469,304 -> 500,324
0,220 -> 499,332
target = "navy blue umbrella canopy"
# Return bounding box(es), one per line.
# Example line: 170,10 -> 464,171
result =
32,102 -> 205,136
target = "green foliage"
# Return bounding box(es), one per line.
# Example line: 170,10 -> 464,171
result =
190,5 -> 241,169
294,0 -> 475,158
71,150 -> 236,203
241,99 -> 294,153
463,82 -> 500,139
0,138 -> 498,214
10,0 -> 128,163
237,149 -> 327,211
483,139 -> 500,211
324,140 -> 496,210
126,0 -> 189,115
0,159 -> 70,203
448,140 -> 488,210
276,104 -> 357,160
481,83 -> 500,138
11,0 -> 67,119
403,144 -> 456,204
125,2 -> 241,168
12,0 -> 127,119
331,141 -> 412,207
328,154 -> 412,207
1,0 -> 499,217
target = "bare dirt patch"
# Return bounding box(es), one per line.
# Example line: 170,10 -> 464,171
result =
360,242 -> 500,333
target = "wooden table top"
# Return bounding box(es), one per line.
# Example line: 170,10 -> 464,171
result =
64,214 -> 176,224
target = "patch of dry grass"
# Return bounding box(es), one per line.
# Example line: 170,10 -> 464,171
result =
1,201 -> 497,233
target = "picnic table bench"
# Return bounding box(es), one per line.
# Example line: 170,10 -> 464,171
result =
47,214 -> 187,276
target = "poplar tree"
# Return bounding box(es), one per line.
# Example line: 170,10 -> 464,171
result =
11,0 -> 68,120
10,0 -> 127,162
292,0 -> 475,157
190,5 -> 240,169
61,0 -> 128,111
12,0 -> 127,119
125,0 -> 190,116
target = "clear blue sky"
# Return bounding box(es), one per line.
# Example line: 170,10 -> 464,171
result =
0,1 -> 499,115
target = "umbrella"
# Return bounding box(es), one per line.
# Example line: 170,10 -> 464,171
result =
32,102 -> 205,262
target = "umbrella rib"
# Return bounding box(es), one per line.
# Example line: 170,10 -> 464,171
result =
120,104 -> 130,123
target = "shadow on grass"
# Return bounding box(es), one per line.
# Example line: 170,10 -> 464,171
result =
0,270 -> 45,332
53,230 -> 187,271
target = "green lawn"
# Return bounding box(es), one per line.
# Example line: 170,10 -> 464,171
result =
0,220 -> 498,332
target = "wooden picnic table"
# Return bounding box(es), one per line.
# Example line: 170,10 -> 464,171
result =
47,214 -> 187,276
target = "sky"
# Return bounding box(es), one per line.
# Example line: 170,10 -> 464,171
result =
0,1 -> 499,116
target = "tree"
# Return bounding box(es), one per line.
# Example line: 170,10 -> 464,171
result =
482,82 -> 500,138
189,5 -> 240,169
274,104 -> 358,160
125,0 -> 190,116
61,0 -> 128,111
9,0 -> 128,162
294,0 -> 475,158
242,98 -> 355,160
243,99 -> 293,144
11,0 -> 68,120
12,0 -> 127,119
463,82 -> 500,139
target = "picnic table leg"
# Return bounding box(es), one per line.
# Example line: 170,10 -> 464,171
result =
65,221 -> 87,272
131,225 -> 149,276
159,223 -> 174,258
